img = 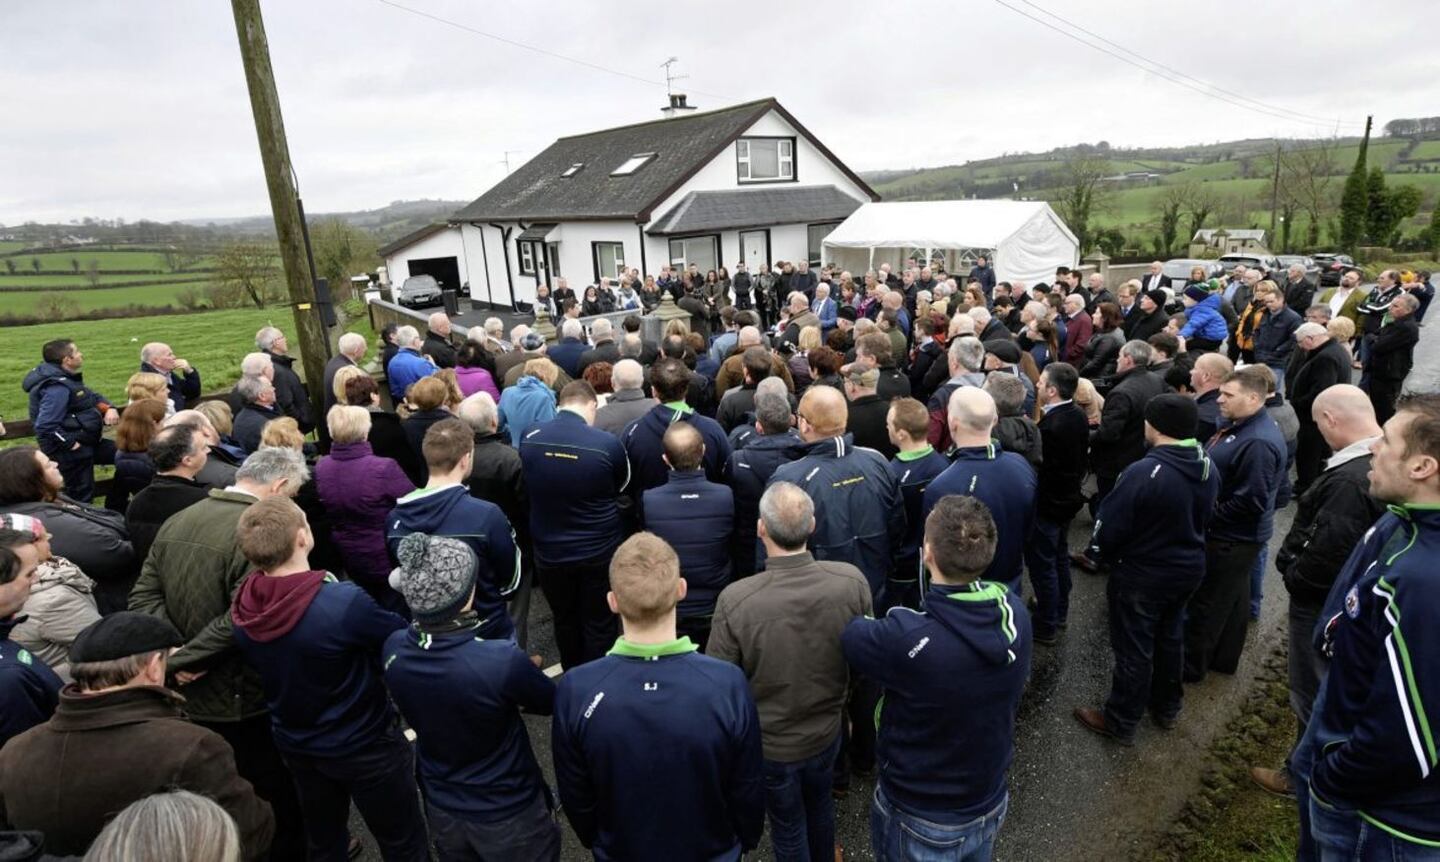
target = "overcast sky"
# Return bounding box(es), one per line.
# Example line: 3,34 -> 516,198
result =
3,0 -> 1436,224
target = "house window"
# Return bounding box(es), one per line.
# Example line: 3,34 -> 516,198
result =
547,242 -> 561,277
561,163 -> 583,178
517,240 -> 536,276
669,236 -> 719,275
610,153 -> 656,176
593,242 -> 625,281
807,223 -> 838,267
737,137 -> 795,183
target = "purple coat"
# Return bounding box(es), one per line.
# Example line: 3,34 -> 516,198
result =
314,440 -> 414,585
455,366 -> 501,401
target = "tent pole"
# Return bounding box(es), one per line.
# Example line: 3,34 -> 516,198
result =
867,247 -> 874,271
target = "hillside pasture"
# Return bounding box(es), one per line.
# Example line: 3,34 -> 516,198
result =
0,282 -> 216,314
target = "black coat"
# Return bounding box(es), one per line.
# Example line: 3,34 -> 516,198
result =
1079,329 -> 1123,380
1282,278 -> 1315,316
265,352 -> 313,433
875,364 -> 911,402
577,340 -> 621,377
368,408 -> 422,486
125,474 -> 211,566
1277,452 -> 1386,605
1036,401 -> 1090,522
846,394 -> 896,460
0,498 -> 136,615
908,341 -> 944,404
1089,366 -> 1166,479
1139,272 -> 1172,293
1126,307 -> 1169,343
401,408 -> 452,484
423,331 -> 457,369
468,431 -> 527,541
233,402 -> 283,454
995,415 -> 1043,470
1287,338 -> 1352,422
1366,317 -> 1420,382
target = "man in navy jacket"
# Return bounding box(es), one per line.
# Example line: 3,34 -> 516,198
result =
0,521 -> 62,749
520,381 -> 630,669
384,533 -> 560,861
623,357 -> 732,508
844,496 -> 1031,860
1025,363 -> 1090,642
1075,395 -> 1219,744
1291,394 -> 1440,858
230,497 -> 427,861
642,422 -> 734,650
922,387 -> 1037,592
23,339 -> 118,502
386,418 -> 519,637
886,397 -> 951,613
1184,366 -> 1288,681
725,380 -> 803,578
552,532 -> 764,860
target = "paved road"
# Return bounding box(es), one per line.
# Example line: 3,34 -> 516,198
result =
350,312 -> 1440,860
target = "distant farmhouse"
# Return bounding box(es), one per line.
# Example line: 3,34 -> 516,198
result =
1190,228 -> 1268,257
379,97 -> 879,309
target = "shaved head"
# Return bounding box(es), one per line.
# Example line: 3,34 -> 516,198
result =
798,385 -> 847,439
737,326 -> 762,348
947,386 -> 998,445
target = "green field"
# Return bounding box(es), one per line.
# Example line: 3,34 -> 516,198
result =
1410,140 -> 1440,160
0,249 -> 205,272
0,307 -> 377,421
0,272 -> 209,288
0,282 -> 217,314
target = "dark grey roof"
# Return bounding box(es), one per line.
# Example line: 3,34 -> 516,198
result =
377,223 -> 450,257
515,223 -> 557,241
646,185 -> 863,236
451,98 -> 878,224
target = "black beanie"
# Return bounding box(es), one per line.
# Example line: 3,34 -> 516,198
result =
1145,393 -> 1199,440
1145,288 -> 1169,308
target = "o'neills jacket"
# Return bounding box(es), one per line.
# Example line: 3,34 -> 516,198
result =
622,402 -> 733,504
1299,505 -> 1440,845
552,638 -> 764,860
383,615 -> 554,820
1205,409 -> 1288,544
518,410 -> 630,567
232,572 -> 407,758
922,443 -> 1037,590
843,581 -> 1032,822
1090,441 -> 1219,591
888,447 -> 951,587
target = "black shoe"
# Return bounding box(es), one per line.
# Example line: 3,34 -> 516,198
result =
1033,630 -> 1058,646
1152,714 -> 1177,730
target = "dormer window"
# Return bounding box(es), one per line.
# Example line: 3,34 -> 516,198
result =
737,137 -> 794,183
610,153 -> 656,176
561,163 -> 584,178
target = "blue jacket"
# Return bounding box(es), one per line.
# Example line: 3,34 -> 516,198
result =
233,402 -> 282,454
548,337 -> 587,379
386,347 -> 436,401
643,471 -> 734,618
1091,441 -> 1219,591
497,376 -> 558,447
552,638 -> 764,860
0,618 -> 62,749
386,484 -> 519,639
922,443 -> 1037,589
22,363 -> 109,457
1296,506 -> 1440,844
520,410 -> 630,566
1252,306 -> 1301,366
889,447 -> 951,584
140,361 -> 201,412
383,617 -> 554,820
843,581 -> 1031,821
231,575 -> 407,758
1205,409 -> 1288,543
768,435 -> 905,596
622,403 -> 732,504
725,430 -> 804,578
812,296 -> 838,330
1179,293 -> 1229,343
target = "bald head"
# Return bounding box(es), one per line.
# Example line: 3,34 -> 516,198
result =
1190,352 -> 1234,394
737,326 -> 762,348
662,421 -> 705,471
1312,384 -> 1382,450
798,385 -> 847,440
947,387 -> 998,447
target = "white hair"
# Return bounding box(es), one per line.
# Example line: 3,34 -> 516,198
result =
239,352 -> 272,377
591,318 -> 613,339
561,318 -> 583,339
428,312 -> 450,329
235,374 -> 272,402
510,324 -> 531,343
255,326 -> 284,351
394,325 -> 420,347
968,306 -> 992,325
139,342 -> 169,364
336,332 -> 366,358
484,317 -> 504,336
457,391 -> 499,433
612,359 -> 643,391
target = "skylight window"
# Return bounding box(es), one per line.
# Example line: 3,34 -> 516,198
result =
561,163 -> 583,178
610,152 -> 656,176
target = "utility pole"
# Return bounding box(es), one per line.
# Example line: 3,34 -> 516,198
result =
1268,142 -> 1282,239
231,0 -> 329,425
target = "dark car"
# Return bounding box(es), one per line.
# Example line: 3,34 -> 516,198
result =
396,274 -> 442,308
1312,253 -> 1357,287
1276,255 -> 1320,287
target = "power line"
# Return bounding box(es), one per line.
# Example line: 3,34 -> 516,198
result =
992,0 -> 1364,131
1015,0 -> 1362,128
374,0 -> 733,102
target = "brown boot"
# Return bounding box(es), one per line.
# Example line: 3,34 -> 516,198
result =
1248,766 -> 1295,799
1073,706 -> 1134,746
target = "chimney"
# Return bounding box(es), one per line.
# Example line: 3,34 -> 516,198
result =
661,93 -> 697,119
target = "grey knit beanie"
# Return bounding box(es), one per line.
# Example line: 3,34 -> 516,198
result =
389,533 -> 477,624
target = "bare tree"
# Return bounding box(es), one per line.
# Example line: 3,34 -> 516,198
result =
70,257 -> 80,274
1153,185 -> 1189,257
214,241 -> 279,309
4,259 -> 15,275
1182,183 -> 1222,239
34,295 -> 80,322
1052,153 -> 1113,255
1280,142 -> 1338,248
30,257 -> 41,274
83,259 -> 101,288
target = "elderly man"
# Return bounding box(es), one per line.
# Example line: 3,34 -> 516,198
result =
716,326 -> 795,396
1141,260 -> 1170,294
323,331 -> 367,412
1190,352 -> 1234,443
1303,304 -> 1332,326
1287,322 -> 1353,492
549,319 -> 588,379
812,283 -> 838,333
1364,292 -> 1421,425
423,312 -> 458,369
140,341 -> 200,413
495,324 -> 533,383
1062,293 -> 1093,364
1281,263 -> 1314,315
1086,271 -> 1115,311
926,336 -> 987,450
577,317 -> 620,376
595,359 -> 656,435
780,291 -> 821,346
386,325 -> 437,401
256,326 -> 313,432
232,375 -> 282,454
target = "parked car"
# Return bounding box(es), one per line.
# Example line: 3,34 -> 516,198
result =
1218,253 -> 1282,277
1312,253 -> 1357,286
396,274 -> 443,308
1276,255 -> 1321,286
1161,259 -> 1225,284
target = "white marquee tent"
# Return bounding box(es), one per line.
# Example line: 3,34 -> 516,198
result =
821,200 -> 1079,286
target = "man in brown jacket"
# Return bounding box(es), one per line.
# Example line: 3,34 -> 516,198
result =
707,481 -> 872,861
715,326 -> 796,398
0,613 -> 274,859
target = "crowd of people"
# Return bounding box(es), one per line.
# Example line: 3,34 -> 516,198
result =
0,254 -> 1435,861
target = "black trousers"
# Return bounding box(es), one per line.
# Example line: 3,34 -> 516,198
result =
538,557 -> 617,669
1294,420 -> 1330,495
1104,579 -> 1195,738
1183,538 -> 1261,681
1370,377 -> 1403,426
199,714 -> 307,862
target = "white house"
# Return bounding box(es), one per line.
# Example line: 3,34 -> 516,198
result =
378,97 -> 879,309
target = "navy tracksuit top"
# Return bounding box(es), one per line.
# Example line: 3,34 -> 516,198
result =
519,410 -> 631,566
1205,408 -> 1288,544
622,403 -> 733,506
642,471 -> 735,618
889,446 -> 951,581
552,638 -> 764,861
921,442 -> 1037,589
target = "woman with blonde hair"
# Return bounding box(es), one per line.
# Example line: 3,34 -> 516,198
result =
125,372 -> 172,414
84,790 -> 241,862
259,416 -> 305,451
1327,316 -> 1357,362
1073,377 -> 1105,428
434,368 -> 466,410
331,364 -> 368,407
401,376 -> 453,482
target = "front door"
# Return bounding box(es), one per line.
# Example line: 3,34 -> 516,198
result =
740,229 -> 769,272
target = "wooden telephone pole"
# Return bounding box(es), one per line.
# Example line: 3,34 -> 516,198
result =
231,0 -> 329,423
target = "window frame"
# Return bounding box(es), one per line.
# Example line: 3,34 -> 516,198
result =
667,234 -> 721,274
517,239 -> 536,276
610,152 -> 656,177
591,241 -> 627,282
736,136 -> 797,185
806,222 -> 841,268
561,163 -> 584,178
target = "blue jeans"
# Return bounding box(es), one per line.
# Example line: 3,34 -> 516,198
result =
870,786 -> 1007,862
1308,795 -> 1440,861
1248,541 -> 1269,619
764,734 -> 841,862
1268,364 -> 1287,396
1023,516 -> 1072,637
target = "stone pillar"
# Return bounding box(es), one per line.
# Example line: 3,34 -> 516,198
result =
1082,250 -> 1111,286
